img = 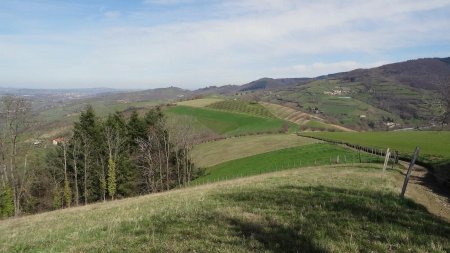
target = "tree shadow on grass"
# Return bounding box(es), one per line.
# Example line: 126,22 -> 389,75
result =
224,215 -> 327,253
215,185 -> 450,252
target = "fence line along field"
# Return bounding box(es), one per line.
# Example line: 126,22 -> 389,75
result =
192,134 -> 319,167
1,166 -> 448,252
193,143 -> 382,184
301,131 -> 450,184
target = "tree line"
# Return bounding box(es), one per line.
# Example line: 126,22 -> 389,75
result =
0,96 -> 199,217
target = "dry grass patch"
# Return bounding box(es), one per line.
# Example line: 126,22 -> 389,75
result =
177,98 -> 224,107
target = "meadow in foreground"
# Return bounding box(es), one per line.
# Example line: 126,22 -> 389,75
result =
1,165 -> 448,252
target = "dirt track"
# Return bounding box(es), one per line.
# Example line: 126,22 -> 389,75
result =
398,161 -> 450,222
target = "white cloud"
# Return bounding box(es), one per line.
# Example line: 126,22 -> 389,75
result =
271,61 -> 390,78
104,11 -> 121,19
1,0 -> 450,89
142,0 -> 194,5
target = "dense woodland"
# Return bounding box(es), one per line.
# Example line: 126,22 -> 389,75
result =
0,96 -> 199,217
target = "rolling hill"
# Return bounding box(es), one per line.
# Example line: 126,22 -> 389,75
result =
222,57 -> 449,130
5,56 -> 449,132
329,57 -> 450,91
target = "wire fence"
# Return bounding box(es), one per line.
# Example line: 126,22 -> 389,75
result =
188,146 -> 392,188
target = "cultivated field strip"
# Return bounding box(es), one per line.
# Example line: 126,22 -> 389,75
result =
177,98 -> 224,107
261,102 -> 353,131
261,102 -> 313,125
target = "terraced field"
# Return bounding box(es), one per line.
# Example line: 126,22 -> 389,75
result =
261,102 -> 314,124
261,102 -> 352,131
207,100 -> 275,118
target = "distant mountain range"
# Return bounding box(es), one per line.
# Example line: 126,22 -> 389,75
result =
230,57 -> 450,93
329,57 -> 450,91
3,56 -> 448,96
0,87 -> 130,96
4,56 -> 449,130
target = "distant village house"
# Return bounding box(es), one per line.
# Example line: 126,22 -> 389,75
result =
52,137 -> 65,145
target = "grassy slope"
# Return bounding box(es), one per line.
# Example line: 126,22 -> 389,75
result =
192,134 -> 319,167
1,166 -> 448,252
304,120 -> 339,130
166,105 -> 296,136
194,143 -> 382,184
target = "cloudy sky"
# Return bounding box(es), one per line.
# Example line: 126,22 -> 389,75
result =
1,0 -> 450,89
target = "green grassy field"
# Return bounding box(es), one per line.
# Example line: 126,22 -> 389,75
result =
166,105 -> 296,136
192,134 -> 319,167
301,131 -> 450,184
206,100 -> 275,118
301,131 -> 450,157
1,165 -> 448,252
194,143 -> 381,184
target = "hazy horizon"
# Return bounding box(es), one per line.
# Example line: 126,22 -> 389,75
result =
1,0 -> 450,90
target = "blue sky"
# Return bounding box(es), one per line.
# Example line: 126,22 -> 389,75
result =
1,0 -> 450,89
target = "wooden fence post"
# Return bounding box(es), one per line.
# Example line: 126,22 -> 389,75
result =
382,148 -> 390,172
400,147 -> 420,198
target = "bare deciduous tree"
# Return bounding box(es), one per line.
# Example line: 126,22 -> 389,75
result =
71,139 -> 80,206
0,95 -> 32,216
136,134 -> 158,193
79,131 -> 91,205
